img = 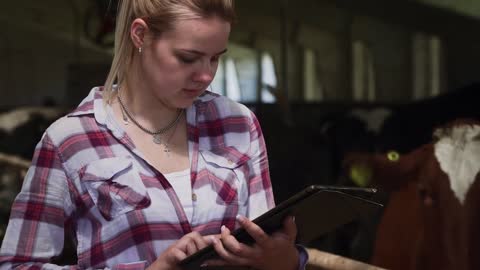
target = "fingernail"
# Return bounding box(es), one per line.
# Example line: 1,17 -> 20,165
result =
221,225 -> 226,232
236,214 -> 245,222
292,216 -> 296,223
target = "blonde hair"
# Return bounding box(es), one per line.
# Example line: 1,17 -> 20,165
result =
103,0 -> 236,103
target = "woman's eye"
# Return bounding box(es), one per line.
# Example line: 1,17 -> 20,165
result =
178,55 -> 197,64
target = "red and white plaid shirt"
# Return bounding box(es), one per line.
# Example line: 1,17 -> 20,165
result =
0,88 -> 275,269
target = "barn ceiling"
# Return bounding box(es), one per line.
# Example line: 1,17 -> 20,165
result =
417,0 -> 480,19
1,0 -> 480,50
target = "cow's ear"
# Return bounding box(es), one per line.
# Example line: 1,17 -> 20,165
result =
349,163 -> 373,187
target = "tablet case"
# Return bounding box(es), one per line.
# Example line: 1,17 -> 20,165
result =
179,185 -> 383,270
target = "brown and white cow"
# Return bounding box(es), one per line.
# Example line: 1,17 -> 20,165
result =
344,119 -> 480,270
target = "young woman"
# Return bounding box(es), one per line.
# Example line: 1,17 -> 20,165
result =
0,1 -> 306,269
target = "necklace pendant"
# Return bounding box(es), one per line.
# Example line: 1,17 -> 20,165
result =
122,116 -> 129,125
120,107 -> 129,125
153,134 -> 162,144
164,146 -> 171,157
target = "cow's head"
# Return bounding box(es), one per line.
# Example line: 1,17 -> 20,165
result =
344,119 -> 480,270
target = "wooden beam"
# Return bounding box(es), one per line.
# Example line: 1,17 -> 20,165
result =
306,248 -> 387,270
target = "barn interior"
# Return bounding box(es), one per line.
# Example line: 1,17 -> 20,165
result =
1,0 -> 480,269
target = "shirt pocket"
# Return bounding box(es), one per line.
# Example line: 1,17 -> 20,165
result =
79,157 -> 151,221
199,147 -> 249,205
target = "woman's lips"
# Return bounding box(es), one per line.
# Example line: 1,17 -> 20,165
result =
182,88 -> 204,97
183,88 -> 202,92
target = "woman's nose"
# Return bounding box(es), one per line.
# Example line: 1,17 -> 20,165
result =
192,63 -> 214,83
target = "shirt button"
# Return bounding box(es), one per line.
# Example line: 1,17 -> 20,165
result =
227,159 -> 233,165
192,193 -> 197,202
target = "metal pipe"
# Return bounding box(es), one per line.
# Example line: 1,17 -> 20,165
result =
280,0 -> 289,99
307,248 -> 387,270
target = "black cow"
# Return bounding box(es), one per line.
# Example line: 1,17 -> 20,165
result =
0,107 -> 67,159
378,82 -> 480,153
321,82 -> 480,182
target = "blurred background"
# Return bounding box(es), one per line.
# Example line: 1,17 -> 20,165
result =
1,0 -> 480,267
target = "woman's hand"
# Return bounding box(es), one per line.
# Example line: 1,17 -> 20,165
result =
147,231 -> 213,270
209,215 -> 300,270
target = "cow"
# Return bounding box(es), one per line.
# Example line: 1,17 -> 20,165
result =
319,106 -> 395,185
320,82 -> 480,182
0,106 -> 67,159
343,119 -> 480,270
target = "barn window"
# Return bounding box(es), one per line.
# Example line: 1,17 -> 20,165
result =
209,57 -> 225,96
224,58 -> 242,102
210,43 -> 277,103
352,40 -> 376,102
412,32 -> 445,99
303,48 -> 324,101
260,52 -> 277,103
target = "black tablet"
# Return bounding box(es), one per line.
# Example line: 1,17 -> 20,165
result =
179,185 -> 382,270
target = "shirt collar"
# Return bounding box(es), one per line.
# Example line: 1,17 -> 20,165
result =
68,87 -> 111,128
67,87 -> 220,125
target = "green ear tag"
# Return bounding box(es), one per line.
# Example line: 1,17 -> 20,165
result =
350,164 -> 372,187
387,151 -> 400,162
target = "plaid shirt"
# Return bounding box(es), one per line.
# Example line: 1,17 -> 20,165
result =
0,88 -> 275,269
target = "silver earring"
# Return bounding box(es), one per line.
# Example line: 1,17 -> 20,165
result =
138,47 -> 142,53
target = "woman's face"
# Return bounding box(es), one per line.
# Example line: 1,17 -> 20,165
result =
139,16 -> 230,109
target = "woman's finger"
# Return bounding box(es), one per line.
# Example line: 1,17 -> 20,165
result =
236,215 -> 270,248
186,240 -> 197,256
219,225 -> 256,258
175,231 -> 208,256
277,216 -> 297,242
189,231 -> 209,251
203,234 -> 221,243
170,247 -> 188,262
211,234 -> 250,266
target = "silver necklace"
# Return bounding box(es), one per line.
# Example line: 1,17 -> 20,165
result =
161,118 -> 180,157
117,95 -> 184,148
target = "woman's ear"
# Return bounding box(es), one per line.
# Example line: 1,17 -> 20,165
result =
130,18 -> 148,50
